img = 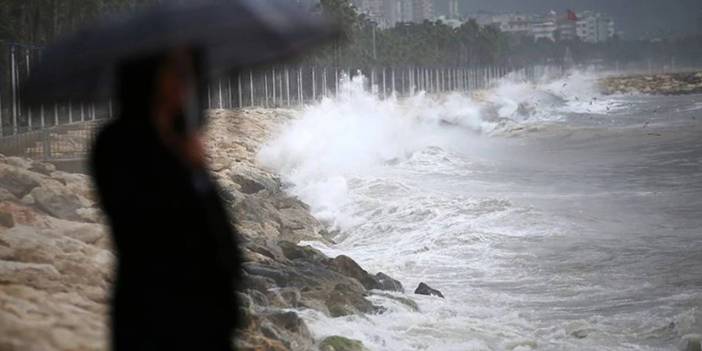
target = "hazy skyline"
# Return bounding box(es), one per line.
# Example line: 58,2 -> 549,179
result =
437,0 -> 702,39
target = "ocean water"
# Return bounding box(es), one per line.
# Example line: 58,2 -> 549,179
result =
257,70 -> 702,350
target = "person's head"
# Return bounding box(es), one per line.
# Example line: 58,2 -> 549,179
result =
116,48 -> 209,167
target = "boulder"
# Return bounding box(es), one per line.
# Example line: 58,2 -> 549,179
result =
373,292 -> 418,312
414,282 -> 444,298
28,161 -> 56,176
319,336 -> 368,351
30,181 -> 89,221
0,211 -> 15,228
232,173 -> 267,194
324,283 -> 384,317
0,164 -> 40,198
329,255 -> 380,291
375,272 -> 403,292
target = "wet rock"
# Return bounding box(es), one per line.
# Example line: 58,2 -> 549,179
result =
414,282 -> 444,298
1,109 -> 406,351
279,241 -> 329,263
0,211 -> 14,228
373,292 -> 419,312
375,272 -> 403,292
319,336 -> 369,351
231,173 -> 267,194
29,161 -> 56,176
30,183 -> 88,221
0,187 -> 16,202
329,255 -> 380,291
325,283 -> 384,317
0,164 -> 40,198
5,156 -> 32,169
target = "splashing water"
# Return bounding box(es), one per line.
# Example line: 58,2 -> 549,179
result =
258,71 -> 702,350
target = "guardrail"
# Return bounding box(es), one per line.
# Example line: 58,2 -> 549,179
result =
1,46 -> 560,163
0,120 -> 102,161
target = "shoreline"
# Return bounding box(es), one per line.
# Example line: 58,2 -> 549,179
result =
600,71 -> 702,95
0,108 -> 408,351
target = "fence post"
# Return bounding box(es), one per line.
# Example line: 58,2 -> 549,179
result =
11,45 -> 18,134
400,69 -> 406,96
264,71 -> 269,107
207,85 -> 212,109
391,68 -> 395,95
227,78 -> 232,109
54,104 -> 59,126
312,68 -> 316,101
25,48 -> 32,130
68,101 -> 73,123
218,79 -> 223,109
237,73 -> 242,108
298,67 -> 303,105
249,70 -> 254,107
42,128 -> 51,161
382,68 -> 386,99
334,68 -> 338,97
284,67 -> 290,106
271,67 -> 276,106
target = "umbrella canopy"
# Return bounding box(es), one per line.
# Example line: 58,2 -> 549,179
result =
21,0 -> 339,105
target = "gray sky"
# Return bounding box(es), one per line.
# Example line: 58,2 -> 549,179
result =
435,0 -> 702,39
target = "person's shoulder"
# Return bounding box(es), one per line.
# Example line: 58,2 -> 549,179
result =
90,120 -> 136,176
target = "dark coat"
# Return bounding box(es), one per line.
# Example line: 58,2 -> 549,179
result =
91,118 -> 241,351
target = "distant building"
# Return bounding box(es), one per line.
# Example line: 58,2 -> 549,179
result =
475,13 -> 533,36
531,11 -> 558,41
447,0 -> 460,20
472,9 -> 614,43
556,10 -> 578,41
352,0 -> 433,28
382,0 -> 414,27
411,0 -> 433,23
576,11 -> 614,43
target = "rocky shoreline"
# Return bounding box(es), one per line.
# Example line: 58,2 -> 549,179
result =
600,71 -> 702,95
0,109 -> 415,351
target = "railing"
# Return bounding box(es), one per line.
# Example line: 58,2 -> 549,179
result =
1,40 -> 560,161
0,120 -> 102,161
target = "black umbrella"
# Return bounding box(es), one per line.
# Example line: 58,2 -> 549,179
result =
21,0 -> 339,105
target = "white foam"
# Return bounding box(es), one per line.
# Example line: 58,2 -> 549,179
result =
254,69 -> 674,350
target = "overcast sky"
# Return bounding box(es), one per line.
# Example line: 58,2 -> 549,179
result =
436,0 -> 702,39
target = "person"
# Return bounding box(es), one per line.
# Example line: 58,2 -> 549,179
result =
91,48 -> 242,351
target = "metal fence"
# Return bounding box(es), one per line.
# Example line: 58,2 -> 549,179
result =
0,41 -> 560,161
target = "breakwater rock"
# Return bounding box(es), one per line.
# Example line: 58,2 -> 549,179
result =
0,109 -> 406,350
600,71 -> 702,95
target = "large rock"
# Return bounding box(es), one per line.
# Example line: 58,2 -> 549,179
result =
414,282 -> 444,298
329,255 -> 380,291
324,283 -> 384,317
319,336 -> 369,351
0,164 -> 40,198
375,272 -> 403,292
1,109 -> 403,351
0,211 -> 14,228
30,181 -> 90,221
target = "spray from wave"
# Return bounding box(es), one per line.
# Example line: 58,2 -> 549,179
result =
256,69 -> 702,350
258,70 -> 602,228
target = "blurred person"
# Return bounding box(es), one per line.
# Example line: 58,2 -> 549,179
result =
91,48 -> 242,351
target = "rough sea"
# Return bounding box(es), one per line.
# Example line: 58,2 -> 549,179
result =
258,70 -> 702,351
